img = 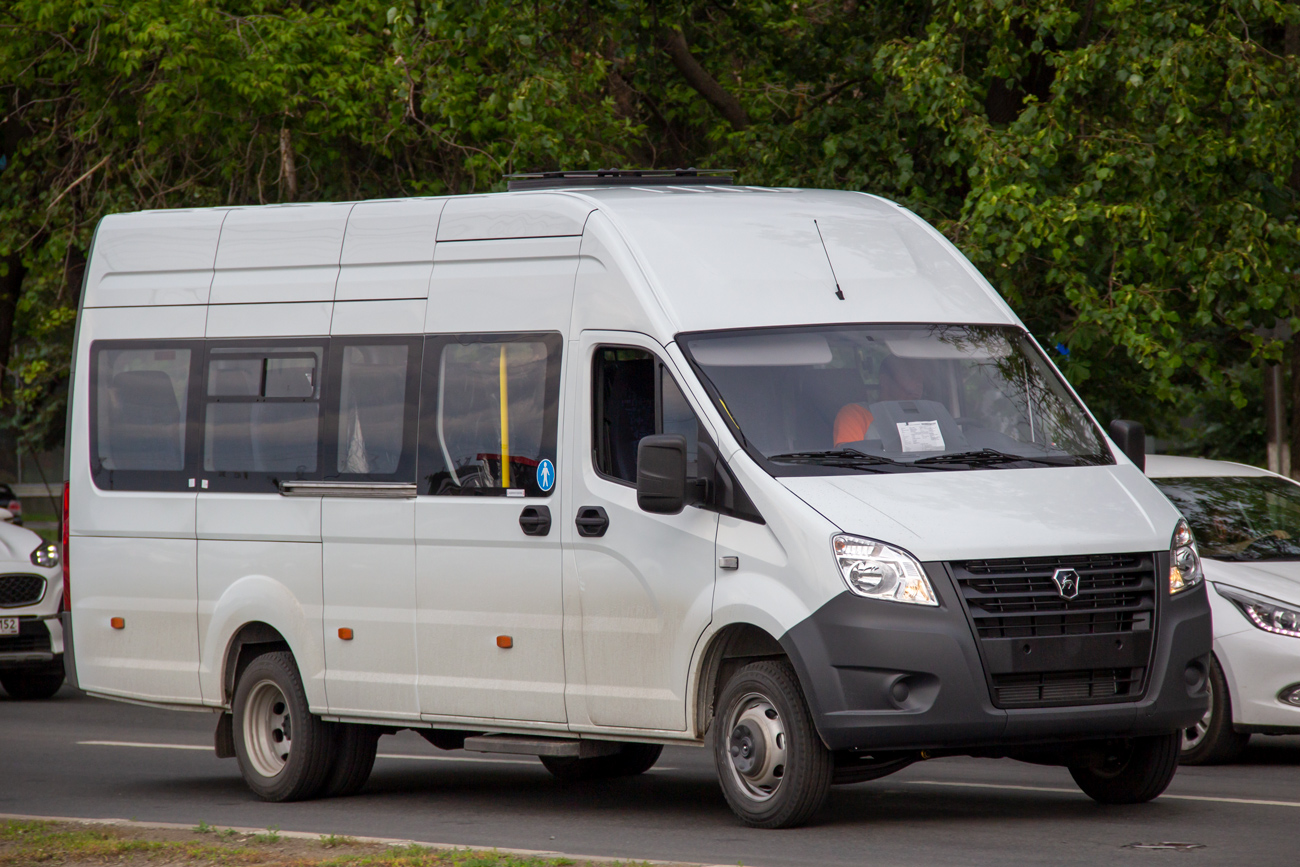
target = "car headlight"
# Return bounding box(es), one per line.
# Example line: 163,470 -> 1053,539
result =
30,542 -> 59,569
1169,518 -> 1203,595
832,535 -> 937,606
1215,584 -> 1300,638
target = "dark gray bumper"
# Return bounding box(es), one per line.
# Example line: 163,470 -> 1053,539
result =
780,563 -> 1212,752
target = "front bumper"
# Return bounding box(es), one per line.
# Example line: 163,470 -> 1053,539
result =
781,562 -> 1212,752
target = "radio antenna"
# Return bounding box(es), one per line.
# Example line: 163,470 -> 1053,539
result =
813,220 -> 845,300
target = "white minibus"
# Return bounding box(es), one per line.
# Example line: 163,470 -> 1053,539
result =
62,171 -> 1212,828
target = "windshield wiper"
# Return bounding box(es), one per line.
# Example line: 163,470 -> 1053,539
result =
767,449 -> 903,471
911,448 -> 1070,468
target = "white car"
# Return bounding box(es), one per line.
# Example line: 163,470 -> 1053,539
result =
0,516 -> 64,700
1146,455 -> 1300,763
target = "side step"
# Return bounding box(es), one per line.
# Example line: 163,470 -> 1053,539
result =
462,735 -> 621,759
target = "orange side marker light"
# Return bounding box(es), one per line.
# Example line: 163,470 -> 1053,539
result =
496,635 -> 513,649
338,627 -> 354,641
110,617 -> 125,630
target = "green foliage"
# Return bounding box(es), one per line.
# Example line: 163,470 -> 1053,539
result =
2,1 -> 1297,459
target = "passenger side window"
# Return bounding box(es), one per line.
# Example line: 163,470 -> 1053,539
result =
418,333 -> 562,496
592,347 -> 701,484
328,340 -> 420,480
202,343 -> 325,489
90,343 -> 199,490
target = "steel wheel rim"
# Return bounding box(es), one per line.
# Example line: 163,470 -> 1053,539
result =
243,679 -> 292,778
1182,672 -> 1214,752
725,692 -> 788,802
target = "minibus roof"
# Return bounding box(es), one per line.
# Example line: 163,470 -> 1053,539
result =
561,186 -> 1021,336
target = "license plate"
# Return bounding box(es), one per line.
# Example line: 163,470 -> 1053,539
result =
0,617 -> 17,636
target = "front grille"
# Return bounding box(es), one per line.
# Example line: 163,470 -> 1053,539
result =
0,618 -> 52,654
956,553 -> 1155,639
992,668 -> 1145,708
951,553 -> 1159,709
0,574 -> 46,608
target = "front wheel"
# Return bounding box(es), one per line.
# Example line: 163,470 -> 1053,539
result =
713,660 -> 832,829
1069,733 -> 1181,804
1180,655 -> 1249,765
232,651 -> 334,801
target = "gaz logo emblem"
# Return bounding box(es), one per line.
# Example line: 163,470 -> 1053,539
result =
1051,568 -> 1081,600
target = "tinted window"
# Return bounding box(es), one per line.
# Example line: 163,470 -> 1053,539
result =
202,344 -> 324,487
1153,475 -> 1300,561
91,344 -> 199,489
593,347 -> 702,484
418,333 -> 562,496
331,341 -> 419,479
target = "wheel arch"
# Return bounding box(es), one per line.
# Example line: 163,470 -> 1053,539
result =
222,621 -> 291,707
693,622 -> 788,738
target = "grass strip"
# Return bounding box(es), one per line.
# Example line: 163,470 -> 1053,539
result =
0,820 -> 660,867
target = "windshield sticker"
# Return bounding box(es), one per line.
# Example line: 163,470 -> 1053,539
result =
898,420 -> 945,453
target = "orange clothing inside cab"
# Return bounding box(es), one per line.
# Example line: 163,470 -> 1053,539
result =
833,403 -> 874,447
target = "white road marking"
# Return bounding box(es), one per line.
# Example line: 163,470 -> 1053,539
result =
78,740 -> 209,751
907,779 -> 1300,809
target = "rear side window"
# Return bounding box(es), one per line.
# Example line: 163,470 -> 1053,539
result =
90,342 -> 200,490
202,342 -> 325,490
418,332 -> 562,496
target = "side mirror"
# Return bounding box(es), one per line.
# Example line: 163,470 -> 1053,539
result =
637,434 -> 688,514
1108,419 -> 1146,473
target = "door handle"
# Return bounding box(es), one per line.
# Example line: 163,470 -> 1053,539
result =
575,506 -> 609,538
518,505 -> 552,536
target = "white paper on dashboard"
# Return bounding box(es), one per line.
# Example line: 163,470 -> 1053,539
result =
897,420 -> 945,453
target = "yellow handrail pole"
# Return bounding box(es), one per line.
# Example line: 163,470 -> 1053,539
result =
499,344 -> 511,488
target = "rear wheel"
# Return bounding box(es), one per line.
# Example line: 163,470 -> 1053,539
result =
1069,733 -> 1181,804
713,660 -> 832,829
0,667 -> 64,700
322,723 -> 380,797
1180,655 -> 1249,765
540,743 -> 663,783
232,651 -> 334,801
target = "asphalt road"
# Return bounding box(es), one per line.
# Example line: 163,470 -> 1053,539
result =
3,688 -> 1299,866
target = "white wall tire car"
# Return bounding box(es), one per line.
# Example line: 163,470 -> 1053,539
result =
1180,654 -> 1249,765
232,651 -> 334,801
713,660 -> 832,829
1068,733 -> 1181,804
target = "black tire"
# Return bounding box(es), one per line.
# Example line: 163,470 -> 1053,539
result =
0,668 -> 64,700
1069,733 -> 1181,804
540,743 -> 663,783
322,723 -> 380,797
231,651 -> 334,802
1180,655 -> 1249,765
713,660 -> 832,829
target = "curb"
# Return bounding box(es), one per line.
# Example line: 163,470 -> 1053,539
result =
0,813 -> 730,867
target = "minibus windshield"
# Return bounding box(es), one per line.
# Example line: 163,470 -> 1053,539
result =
680,324 -> 1112,474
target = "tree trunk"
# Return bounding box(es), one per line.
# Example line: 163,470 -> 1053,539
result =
0,255 -> 24,397
1265,360 -> 1288,475
662,29 -> 749,130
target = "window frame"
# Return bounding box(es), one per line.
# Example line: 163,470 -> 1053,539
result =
199,338 -> 329,493
417,331 -> 563,498
87,339 -> 204,492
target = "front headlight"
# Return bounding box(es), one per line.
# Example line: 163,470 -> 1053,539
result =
832,535 -> 938,606
1215,584 -> 1300,638
30,542 -> 59,569
1169,518 -> 1203,594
